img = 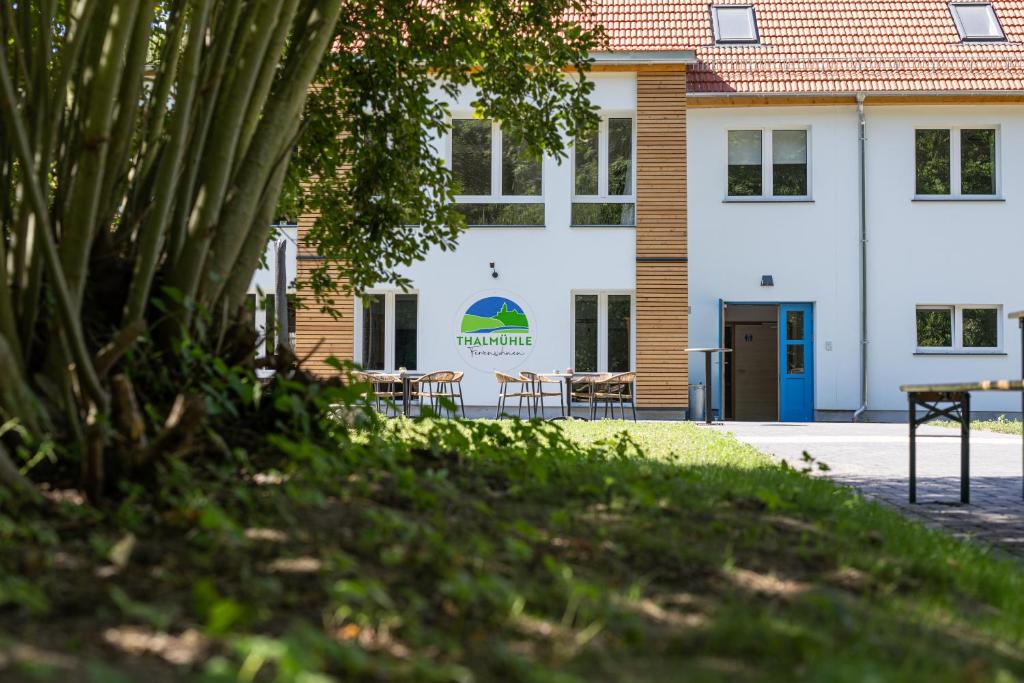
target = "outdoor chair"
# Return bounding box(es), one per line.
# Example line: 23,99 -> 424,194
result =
494,371 -> 535,419
592,372 -> 638,421
368,372 -> 403,416
413,370 -> 465,418
350,370 -> 373,399
570,374 -> 610,419
521,371 -> 565,419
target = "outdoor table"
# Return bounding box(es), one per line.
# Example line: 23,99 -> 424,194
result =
398,370 -> 425,417
900,380 -> 1024,504
539,372 -> 579,421
685,348 -> 733,425
1010,310 -> 1024,499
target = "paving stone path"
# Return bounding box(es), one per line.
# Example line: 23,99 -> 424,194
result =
712,422 -> 1024,558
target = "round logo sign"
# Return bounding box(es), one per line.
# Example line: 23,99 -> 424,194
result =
455,292 -> 535,371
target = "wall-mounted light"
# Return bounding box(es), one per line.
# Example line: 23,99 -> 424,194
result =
760,275 -> 774,287
490,262 -> 499,279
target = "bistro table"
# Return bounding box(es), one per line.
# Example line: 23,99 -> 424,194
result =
397,370 -> 424,417
685,348 -> 733,425
539,372 -> 580,421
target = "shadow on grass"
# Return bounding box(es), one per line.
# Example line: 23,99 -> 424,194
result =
3,418 -> 1024,682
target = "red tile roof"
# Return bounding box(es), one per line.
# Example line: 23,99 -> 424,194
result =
584,1 -> 1024,93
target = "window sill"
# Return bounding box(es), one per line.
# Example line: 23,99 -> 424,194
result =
912,195 -> 1005,202
913,351 -> 1007,357
464,228 -> 544,233
571,224 -> 636,229
723,197 -> 813,204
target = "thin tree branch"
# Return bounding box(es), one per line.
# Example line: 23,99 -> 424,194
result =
0,45 -> 109,412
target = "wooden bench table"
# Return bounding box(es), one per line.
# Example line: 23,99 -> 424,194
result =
900,380 -> 1024,504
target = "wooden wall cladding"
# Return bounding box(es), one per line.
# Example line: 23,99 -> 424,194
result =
635,70 -> 688,409
295,212 -> 354,376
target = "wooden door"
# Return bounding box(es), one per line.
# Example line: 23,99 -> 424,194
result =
733,323 -> 778,421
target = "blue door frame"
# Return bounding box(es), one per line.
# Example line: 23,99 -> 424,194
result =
779,303 -> 814,422
718,302 -> 814,422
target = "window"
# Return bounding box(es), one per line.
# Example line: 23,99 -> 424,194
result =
358,292 -> 419,370
361,294 -> 386,370
394,294 -> 418,370
915,127 -> 998,198
451,118 -> 543,226
950,3 -> 1005,41
711,5 -> 759,44
572,292 -> 633,373
915,305 -> 1000,352
727,128 -> 809,199
572,115 -> 635,226
264,293 -> 276,355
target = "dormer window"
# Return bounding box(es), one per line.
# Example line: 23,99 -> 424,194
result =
711,5 -> 759,44
950,3 -> 1005,41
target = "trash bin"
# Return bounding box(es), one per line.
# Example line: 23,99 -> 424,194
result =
688,383 -> 705,422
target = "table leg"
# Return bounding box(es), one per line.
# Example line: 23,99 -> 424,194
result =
704,351 -> 713,425
961,393 -> 970,505
403,377 -> 412,417
909,394 -> 916,504
565,378 -> 572,419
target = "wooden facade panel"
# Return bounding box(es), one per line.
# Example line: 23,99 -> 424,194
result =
635,70 -> 688,409
295,213 -> 354,376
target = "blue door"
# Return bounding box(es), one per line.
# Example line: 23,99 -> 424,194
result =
779,303 -> 814,422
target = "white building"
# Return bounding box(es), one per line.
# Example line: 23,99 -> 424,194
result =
295,0 -> 1024,420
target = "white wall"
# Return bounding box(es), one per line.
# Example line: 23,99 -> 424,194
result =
866,105 -> 1024,413
354,74 -> 639,405
689,102 -> 1024,417
687,105 -> 862,414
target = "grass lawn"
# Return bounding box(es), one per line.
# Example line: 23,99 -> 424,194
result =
932,415 -> 1024,436
3,419 -> 1024,681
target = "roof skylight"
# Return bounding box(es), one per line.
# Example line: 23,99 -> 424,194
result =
949,3 -> 1006,41
711,5 -> 760,45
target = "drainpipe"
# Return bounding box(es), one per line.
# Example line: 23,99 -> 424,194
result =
853,95 -> 868,422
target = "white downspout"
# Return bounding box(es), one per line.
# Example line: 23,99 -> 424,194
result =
853,95 -> 868,422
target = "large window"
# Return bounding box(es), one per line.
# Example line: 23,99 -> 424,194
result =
451,118 -> 543,226
915,127 -> 998,197
572,115 -> 635,226
572,292 -> 633,373
916,305 -> 1000,352
359,292 -> 419,370
727,128 -> 809,199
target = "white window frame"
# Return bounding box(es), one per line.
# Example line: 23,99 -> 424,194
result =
915,304 -> 1002,354
571,112 -> 637,207
949,2 -> 1006,42
570,290 -> 636,373
448,117 -> 544,205
711,5 -> 760,45
724,127 -> 812,201
354,290 -> 420,371
913,126 -> 1001,200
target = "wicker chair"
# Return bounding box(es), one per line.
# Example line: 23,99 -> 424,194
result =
570,374 -> 610,419
413,370 -> 465,418
592,372 -> 638,421
368,372 -> 403,416
494,371 -> 534,419
520,371 -> 564,419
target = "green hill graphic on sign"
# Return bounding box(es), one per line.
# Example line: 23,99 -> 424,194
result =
461,297 -> 529,334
